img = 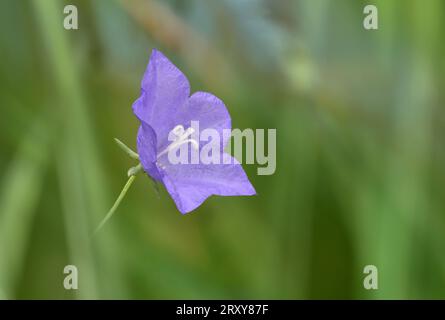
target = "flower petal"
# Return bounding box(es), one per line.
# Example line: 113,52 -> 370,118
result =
161,154 -> 256,214
136,121 -> 163,181
177,91 -> 232,150
133,49 -> 190,150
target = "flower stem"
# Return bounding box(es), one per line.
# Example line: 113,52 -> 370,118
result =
94,174 -> 136,235
127,163 -> 143,177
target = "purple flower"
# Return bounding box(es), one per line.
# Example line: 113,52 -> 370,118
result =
132,49 -> 256,214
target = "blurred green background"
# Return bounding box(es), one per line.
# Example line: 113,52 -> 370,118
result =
1,0 -> 444,299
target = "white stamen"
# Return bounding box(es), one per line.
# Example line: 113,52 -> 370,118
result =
171,125 -> 185,137
157,126 -> 199,159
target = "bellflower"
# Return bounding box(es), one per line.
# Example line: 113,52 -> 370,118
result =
133,49 -> 256,214
95,49 -> 255,233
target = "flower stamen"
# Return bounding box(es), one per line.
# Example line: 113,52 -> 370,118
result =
157,125 -> 199,159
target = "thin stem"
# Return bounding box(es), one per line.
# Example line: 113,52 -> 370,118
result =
127,163 -> 143,177
94,175 -> 136,235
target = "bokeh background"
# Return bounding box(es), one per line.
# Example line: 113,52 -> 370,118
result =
1,0 -> 444,299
